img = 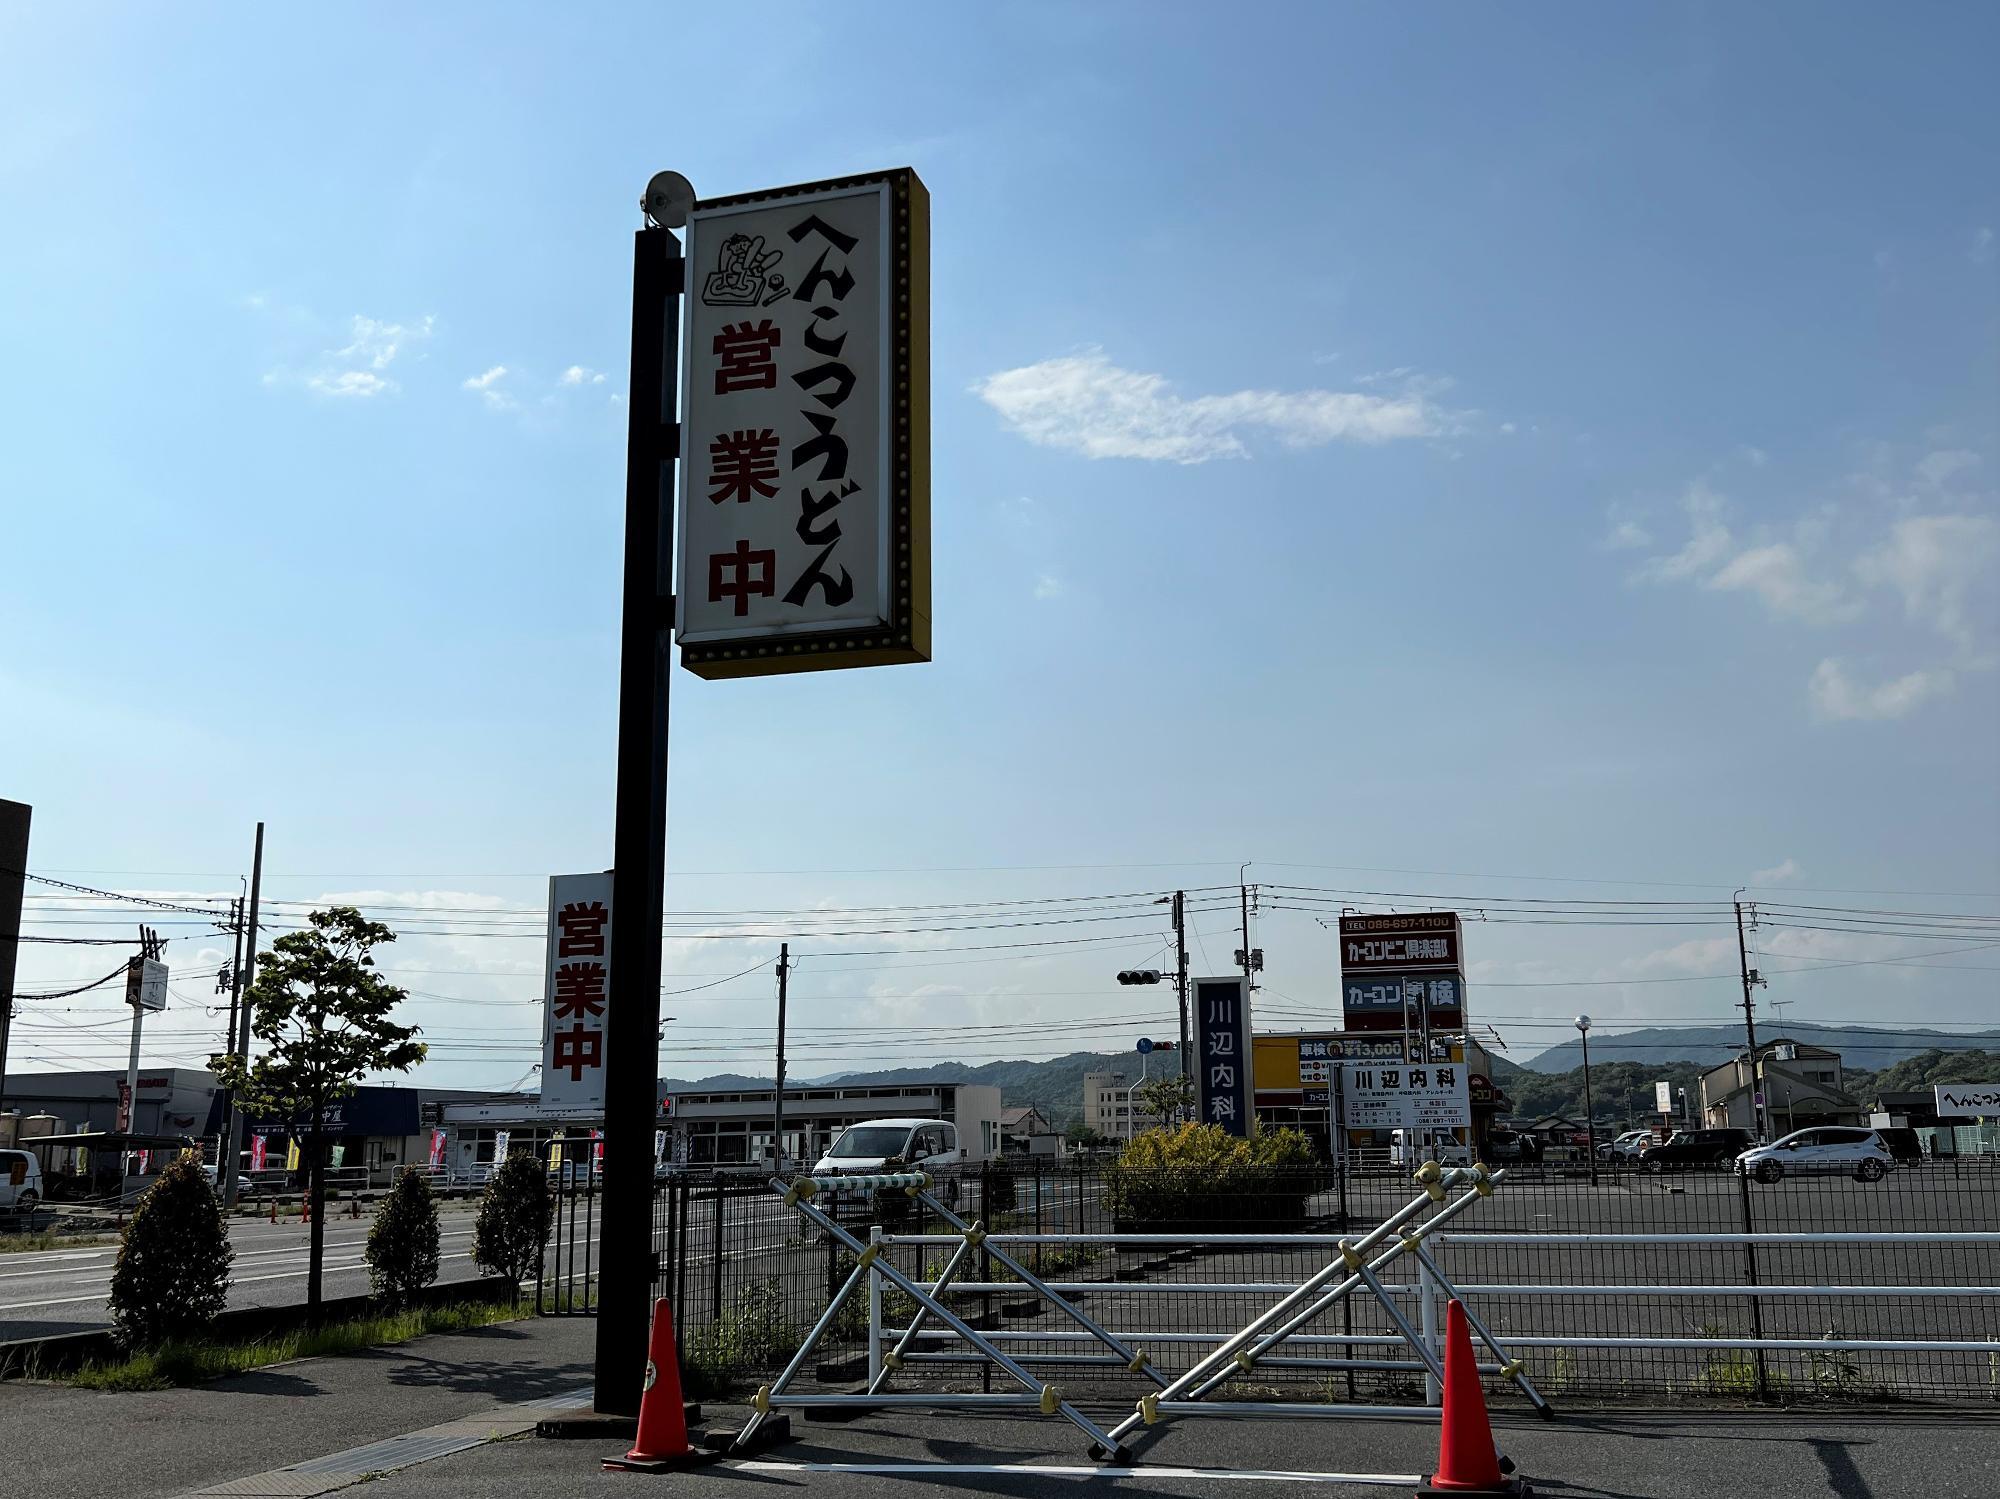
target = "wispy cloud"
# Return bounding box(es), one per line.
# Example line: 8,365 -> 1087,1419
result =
1809,659 -> 1956,721
1854,513 -> 1998,650
1032,573 -> 1063,601
1973,226 -> 1994,265
1750,858 -> 1801,885
973,349 -> 1448,464
462,365 -> 515,411
262,310 -> 435,398
559,365 -> 607,387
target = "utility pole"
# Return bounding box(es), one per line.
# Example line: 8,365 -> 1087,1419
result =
1172,891 -> 1189,1082
221,823 -> 264,1206
1734,893 -> 1767,1144
772,944 -> 790,1175
213,896 -> 245,1172
0,799 -> 29,1119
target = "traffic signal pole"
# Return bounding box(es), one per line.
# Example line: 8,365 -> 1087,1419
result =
1173,891 -> 1189,1080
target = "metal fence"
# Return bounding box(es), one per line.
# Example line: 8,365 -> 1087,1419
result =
614,1155 -> 1999,1405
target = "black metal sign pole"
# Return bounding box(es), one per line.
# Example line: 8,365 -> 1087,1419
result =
595,216 -> 683,1416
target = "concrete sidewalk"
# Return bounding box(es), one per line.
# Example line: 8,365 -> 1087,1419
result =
2,1315 -> 595,1499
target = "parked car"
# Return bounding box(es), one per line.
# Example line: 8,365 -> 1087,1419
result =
1639,1128 -> 1754,1173
1736,1127 -> 1895,1184
811,1118 -> 970,1209
1,1148 -> 44,1220
1872,1126 -> 1924,1165
1483,1128 -> 1537,1163
1598,1130 -> 1654,1163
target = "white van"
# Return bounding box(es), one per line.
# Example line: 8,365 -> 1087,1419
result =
1,1148 -> 45,1219
813,1118 -> 963,1178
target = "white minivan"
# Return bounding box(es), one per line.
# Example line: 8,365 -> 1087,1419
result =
813,1117 -> 964,1179
1,1148 -> 45,1220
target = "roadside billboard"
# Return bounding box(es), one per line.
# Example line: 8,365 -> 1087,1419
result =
1339,1059 -> 1472,1132
676,168 -> 932,679
1935,1083 -> 2000,1117
1337,911 -> 1464,1033
541,872 -> 614,1120
1192,976 -> 1253,1136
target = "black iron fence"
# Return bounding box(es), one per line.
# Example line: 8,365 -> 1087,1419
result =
582,1155 -> 2000,1405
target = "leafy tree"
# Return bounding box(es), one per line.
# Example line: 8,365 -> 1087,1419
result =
212,906 -> 425,1322
108,1149 -> 234,1346
366,1165 -> 441,1308
473,1149 -> 554,1301
1869,1049 -> 1999,1095
1133,1072 -> 1194,1128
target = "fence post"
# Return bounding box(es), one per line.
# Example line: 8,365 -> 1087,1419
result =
710,1181 -> 726,1324
867,1223 -> 884,1386
1419,1247 -> 1440,1406
673,1175 -> 690,1334
1736,1169 -> 1770,1399
1034,1162 -> 1044,1278
980,1159 -> 994,1395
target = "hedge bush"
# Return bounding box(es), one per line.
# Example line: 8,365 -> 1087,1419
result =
1103,1123 -> 1322,1231
472,1150 -> 552,1301
367,1165 -> 441,1308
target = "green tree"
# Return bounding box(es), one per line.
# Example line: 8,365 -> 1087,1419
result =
473,1149 -> 553,1302
1869,1049 -> 1999,1094
108,1149 -> 234,1346
212,906 -> 425,1322
366,1165 -> 441,1308
1133,1072 -> 1193,1128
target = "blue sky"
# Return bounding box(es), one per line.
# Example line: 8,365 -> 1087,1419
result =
3,4 -> 1995,1087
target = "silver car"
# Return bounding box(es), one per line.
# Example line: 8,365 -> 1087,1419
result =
1736,1126 -> 1894,1184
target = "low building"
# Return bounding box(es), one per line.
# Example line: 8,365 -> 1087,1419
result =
1699,1039 -> 1863,1134
1081,1070 -> 1136,1141
441,1078 -> 1003,1173
1000,1103 -> 1060,1156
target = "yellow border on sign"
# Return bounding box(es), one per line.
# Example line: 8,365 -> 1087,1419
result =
680,168 -> 932,681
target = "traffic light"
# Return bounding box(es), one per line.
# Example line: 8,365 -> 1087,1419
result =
1116,968 -> 1163,985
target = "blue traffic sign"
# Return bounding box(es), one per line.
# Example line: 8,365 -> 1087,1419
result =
1136,1037 -> 1154,1053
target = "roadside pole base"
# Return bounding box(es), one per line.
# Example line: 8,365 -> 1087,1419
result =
1087,1442 -> 1135,1465
1414,1481 -> 1534,1498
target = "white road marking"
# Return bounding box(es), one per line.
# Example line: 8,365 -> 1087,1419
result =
733,1461 -> 1422,1486
0,1257 -> 371,1312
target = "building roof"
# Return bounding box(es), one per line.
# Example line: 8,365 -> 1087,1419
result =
1000,1105 -> 1050,1129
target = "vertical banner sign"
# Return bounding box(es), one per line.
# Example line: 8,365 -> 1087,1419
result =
250,1133 -> 268,1171
429,1129 -> 448,1168
1193,976 -> 1253,1137
676,169 -> 932,678
285,1137 -> 300,1171
493,1129 -> 511,1162
541,871 -> 614,1119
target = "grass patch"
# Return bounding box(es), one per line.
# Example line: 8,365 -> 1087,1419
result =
0,1228 -> 118,1255
68,1300 -> 527,1391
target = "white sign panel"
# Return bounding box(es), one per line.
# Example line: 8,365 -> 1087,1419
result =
1935,1083 -> 2000,1117
125,957 -> 168,1012
676,169 -> 931,679
540,871 -> 613,1120
1340,1060 -> 1471,1131
1655,1081 -> 1674,1115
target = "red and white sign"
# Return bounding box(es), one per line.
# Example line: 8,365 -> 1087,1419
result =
541,872 -> 613,1120
428,1129 -> 448,1169
250,1134 -> 268,1171
591,1128 -> 604,1168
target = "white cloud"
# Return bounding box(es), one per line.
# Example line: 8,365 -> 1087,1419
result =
1032,573 -> 1063,600
560,365 -> 607,387
1706,542 -> 1855,624
337,314 -> 434,371
1634,481 -> 1734,582
1750,858 -> 1801,885
261,309 -> 434,398
462,365 -> 515,411
1854,513 -> 1998,649
973,349 -> 1446,464
1973,227 -> 1994,265
1604,519 -> 1652,550
1808,658 -> 1956,721
1914,449 -> 1980,487
305,370 -> 393,399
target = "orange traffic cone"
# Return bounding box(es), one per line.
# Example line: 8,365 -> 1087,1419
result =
1415,1300 -> 1535,1496
603,1299 -> 711,1472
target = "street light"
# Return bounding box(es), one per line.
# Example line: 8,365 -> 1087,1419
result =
1575,1015 -> 1597,1186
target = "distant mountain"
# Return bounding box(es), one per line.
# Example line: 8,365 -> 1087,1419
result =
1520,1022 -> 2000,1075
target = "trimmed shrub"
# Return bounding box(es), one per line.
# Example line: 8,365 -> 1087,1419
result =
108,1150 -> 234,1347
472,1151 -> 552,1300
367,1165 -> 442,1308
1103,1123 -> 1321,1231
